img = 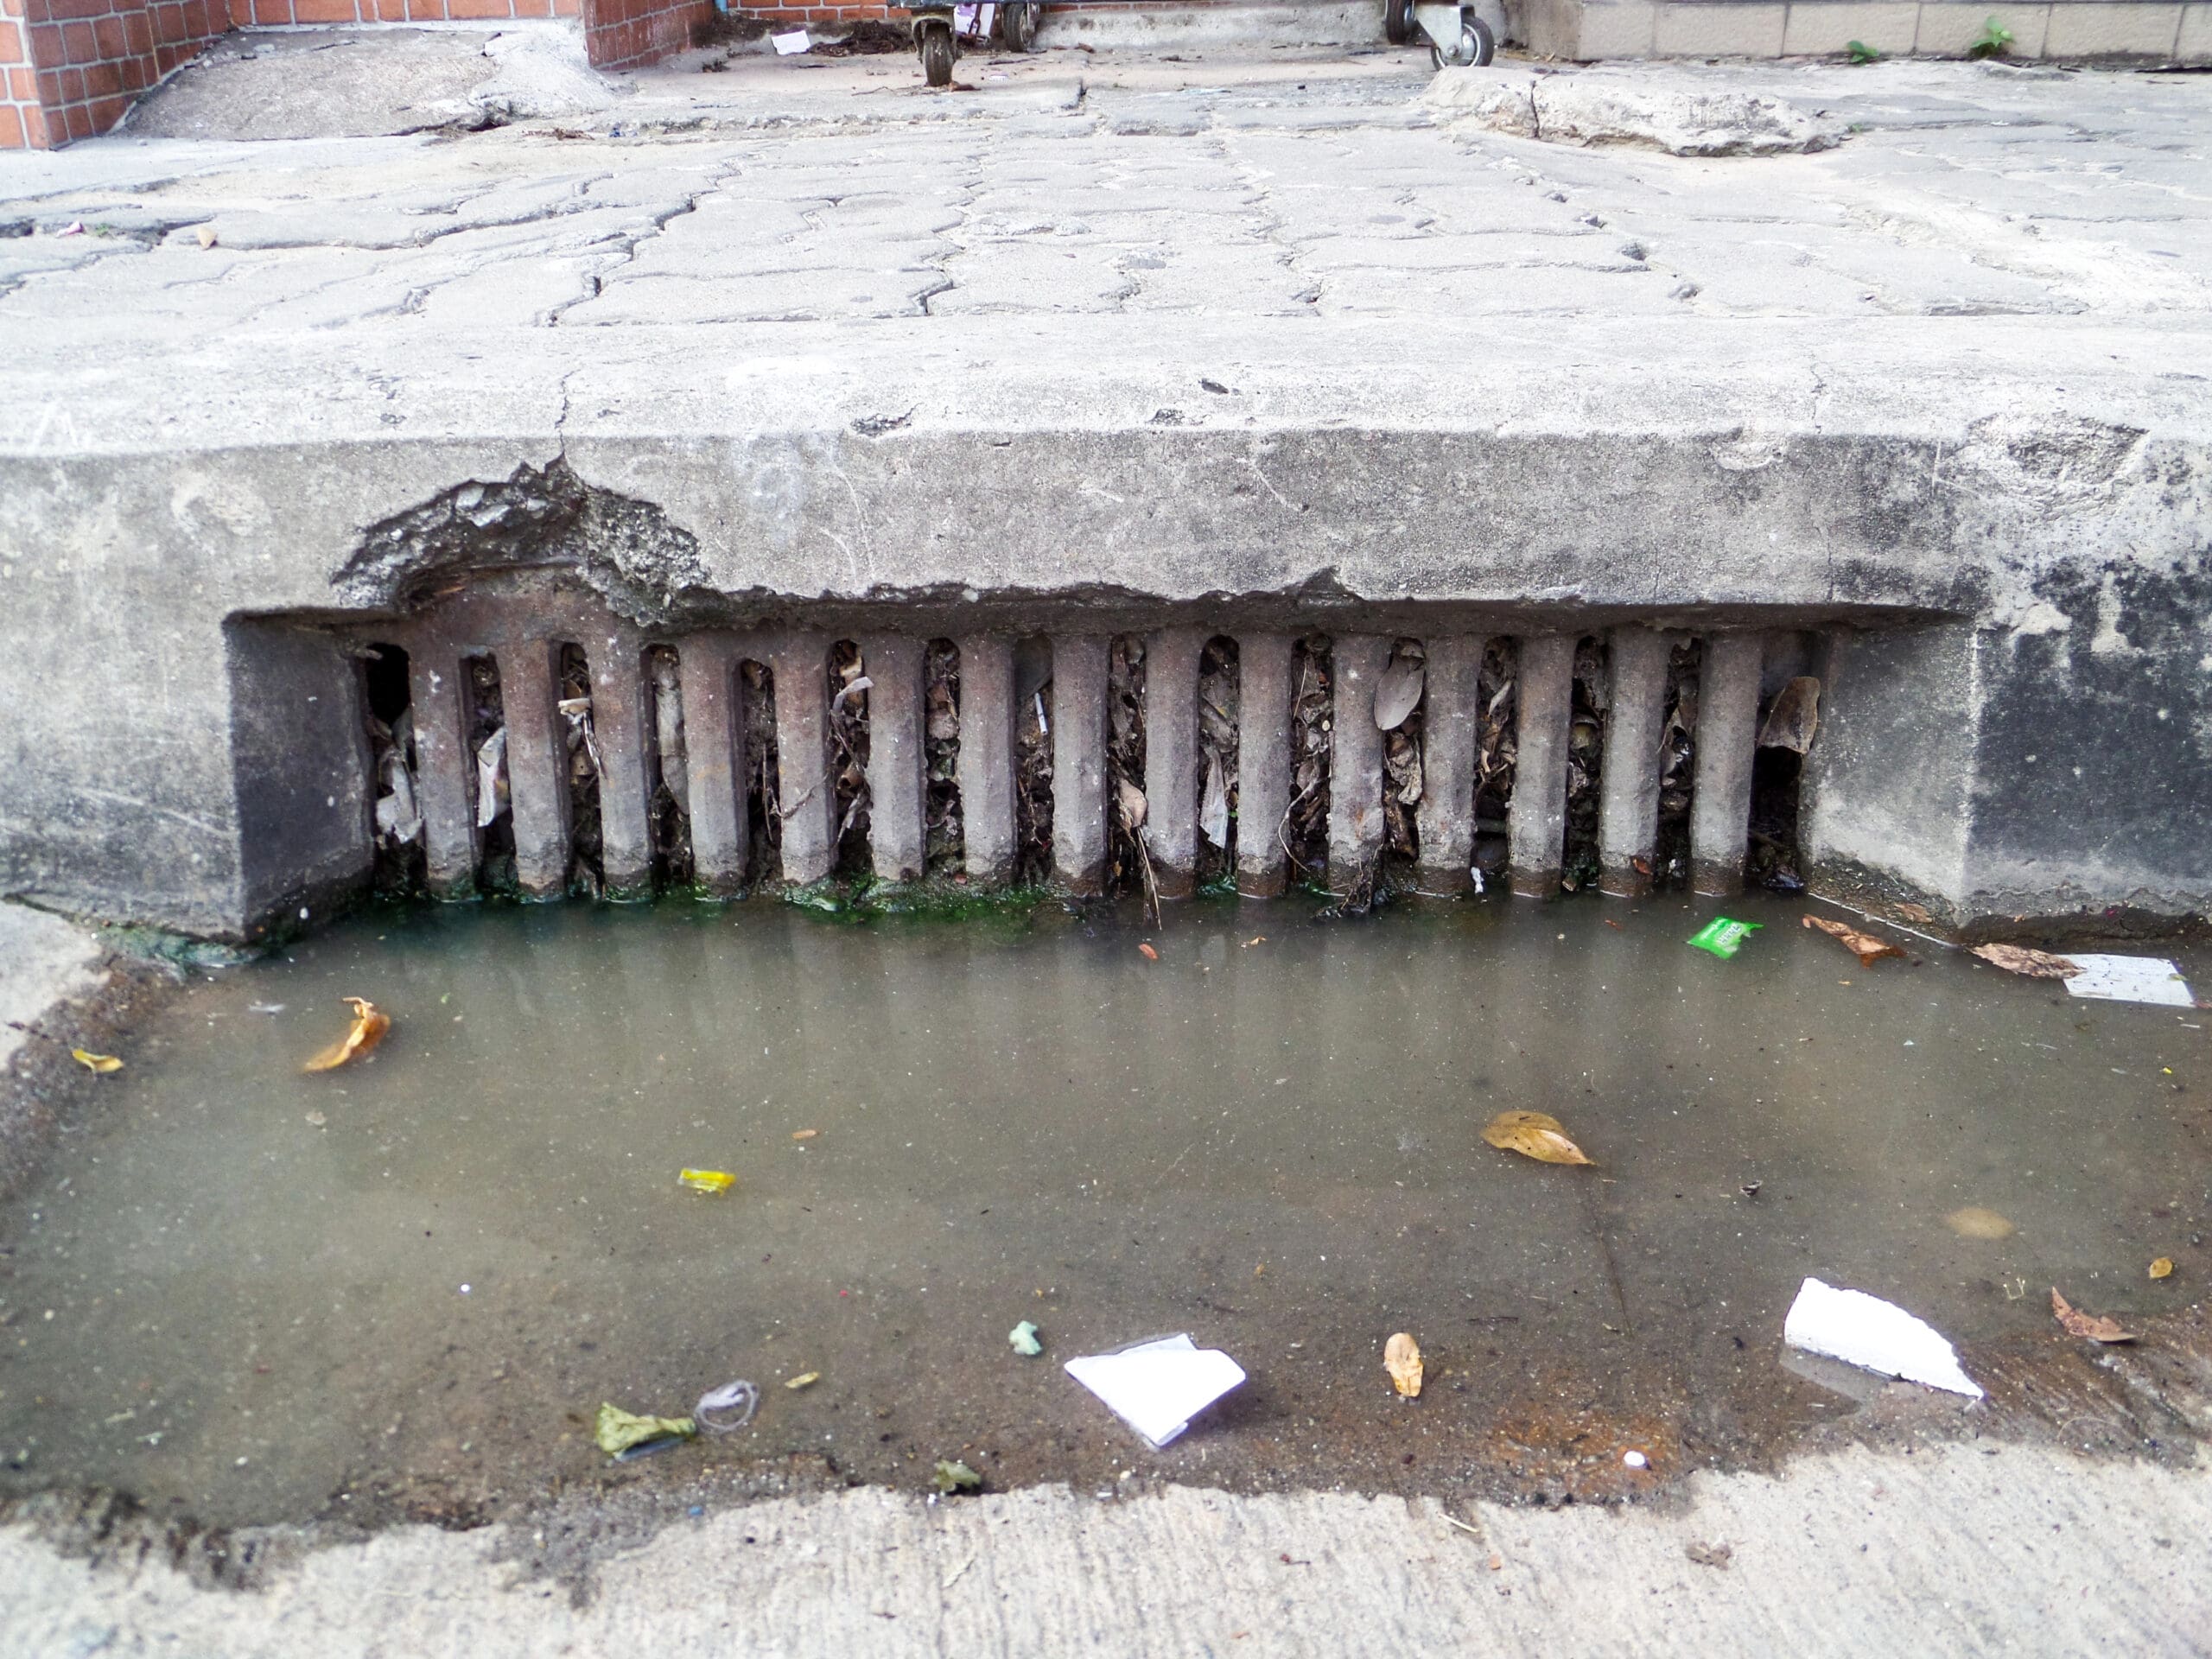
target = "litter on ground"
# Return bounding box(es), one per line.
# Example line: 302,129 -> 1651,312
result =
2061,955 -> 2196,1007
1782,1276 -> 1982,1398
1688,918 -> 1761,958
1009,1320 -> 1044,1357
1065,1333 -> 1246,1448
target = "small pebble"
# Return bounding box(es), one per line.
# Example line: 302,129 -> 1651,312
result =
1623,1450 -> 1648,1469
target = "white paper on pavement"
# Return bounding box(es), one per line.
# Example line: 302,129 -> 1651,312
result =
772,29 -> 810,54
1064,1334 -> 1247,1448
2063,954 -> 2196,1007
1783,1277 -> 1982,1398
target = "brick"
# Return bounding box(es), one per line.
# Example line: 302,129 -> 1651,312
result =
0,103 -> 21,147
121,8 -> 147,47
60,62 -> 84,95
120,52 -> 147,86
447,0 -> 513,17
34,64 -> 60,99
61,99 -> 86,140
0,19 -> 18,55
10,67 -> 34,97
551,0 -> 579,13
86,88 -> 123,128
408,0 -> 445,18
84,56 -> 117,93
92,13 -> 122,52
290,0 -> 356,17
249,0 -> 289,22
27,19 -> 63,58
22,99 -> 48,143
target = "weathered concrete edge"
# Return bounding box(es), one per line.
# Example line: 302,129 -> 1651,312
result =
3,1442 -> 2209,1656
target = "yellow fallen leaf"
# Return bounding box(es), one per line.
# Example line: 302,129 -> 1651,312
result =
304,997 -> 390,1072
1384,1332 -> 1423,1397
678,1168 -> 735,1194
2150,1258 -> 2174,1281
1944,1206 -> 2015,1241
1802,915 -> 1906,969
71,1048 -> 122,1074
785,1371 -> 820,1390
1971,943 -> 2081,980
1482,1110 -> 1594,1167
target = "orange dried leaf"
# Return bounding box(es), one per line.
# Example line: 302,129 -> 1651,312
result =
1482,1109 -> 1594,1167
304,996 -> 390,1072
1138,943 -> 1159,961
1802,915 -> 1906,969
2149,1258 -> 2174,1281
2050,1287 -> 2134,1344
1384,1331 -> 1424,1397
1971,944 -> 2082,980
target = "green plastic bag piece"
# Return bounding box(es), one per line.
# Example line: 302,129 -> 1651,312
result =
594,1402 -> 697,1459
1688,918 -> 1763,959
1008,1320 -> 1044,1357
933,1458 -> 983,1495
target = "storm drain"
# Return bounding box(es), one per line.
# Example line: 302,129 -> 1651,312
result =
355,591 -> 1823,906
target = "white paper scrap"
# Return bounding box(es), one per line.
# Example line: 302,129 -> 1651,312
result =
2063,954 -> 2195,1007
1783,1277 -> 1982,1399
1065,1334 -> 1246,1448
772,29 -> 810,54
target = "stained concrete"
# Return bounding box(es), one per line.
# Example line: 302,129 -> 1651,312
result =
0,53 -> 2206,937
3,1443 -> 2209,1656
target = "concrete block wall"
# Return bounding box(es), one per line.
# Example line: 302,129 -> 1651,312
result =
1516,0 -> 2212,62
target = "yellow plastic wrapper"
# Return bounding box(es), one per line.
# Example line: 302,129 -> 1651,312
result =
594,1402 -> 696,1459
678,1168 -> 735,1194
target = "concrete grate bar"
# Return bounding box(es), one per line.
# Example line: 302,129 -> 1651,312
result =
1144,628 -> 1205,900
1052,634 -> 1110,897
590,627 -> 656,898
1692,632 -> 1766,897
1234,632 -> 1294,900
679,636 -> 748,897
1328,633 -> 1388,893
404,642 -> 480,900
498,637 -> 573,899
1416,634 -> 1484,895
772,632 -> 837,888
864,636 -> 927,885
957,635 -> 1018,887
1599,626 -> 1673,899
1509,634 -> 1576,898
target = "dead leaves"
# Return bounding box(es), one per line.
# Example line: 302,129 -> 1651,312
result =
71,1048 -> 123,1074
304,997 -> 390,1072
1384,1332 -> 1424,1397
2150,1258 -> 2175,1281
2050,1287 -> 2134,1344
1482,1110 -> 1594,1167
1802,915 -> 1905,968
1138,943 -> 1159,962
1971,944 -> 2082,980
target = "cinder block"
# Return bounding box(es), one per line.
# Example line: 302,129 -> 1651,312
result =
1782,0 -> 1919,52
1653,1 -> 1787,54
1915,2 -> 2048,55
2180,2 -> 2212,59
2042,0 -> 2182,56
1577,0 -> 1658,53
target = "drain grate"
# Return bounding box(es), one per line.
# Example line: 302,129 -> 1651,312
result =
359,590 -> 1818,906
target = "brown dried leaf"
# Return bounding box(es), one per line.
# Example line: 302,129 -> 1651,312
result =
1802,915 -> 1906,969
1971,944 -> 2082,980
2050,1287 -> 2134,1344
1116,778 -> 1147,832
304,997 -> 390,1072
2150,1258 -> 2174,1281
1384,1331 -> 1423,1397
1138,943 -> 1159,962
1756,677 -> 1821,753
1482,1110 -> 1594,1167
71,1048 -> 123,1074
791,1129 -> 820,1141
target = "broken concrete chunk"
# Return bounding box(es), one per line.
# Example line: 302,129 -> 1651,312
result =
1427,68 -> 1845,157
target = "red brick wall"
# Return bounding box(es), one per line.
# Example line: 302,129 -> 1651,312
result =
585,0 -> 709,68
3,0 -> 225,146
223,0 -> 579,24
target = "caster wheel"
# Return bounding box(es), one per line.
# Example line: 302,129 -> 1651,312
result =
1384,0 -> 1413,45
1433,13 -> 1495,66
921,28 -> 954,86
1001,2 -> 1036,51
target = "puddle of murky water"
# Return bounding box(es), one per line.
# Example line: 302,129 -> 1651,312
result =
1,894 -> 2204,1529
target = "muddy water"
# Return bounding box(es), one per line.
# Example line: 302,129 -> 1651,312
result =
1,896 -> 2205,1531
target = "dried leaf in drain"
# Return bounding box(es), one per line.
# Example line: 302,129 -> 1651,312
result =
1802,915 -> 1905,968
304,997 -> 390,1072
1482,1110 -> 1594,1167
1756,677 -> 1821,753
1372,653 -> 1425,732
71,1048 -> 123,1074
1384,1332 -> 1423,1397
1116,778 -> 1147,832
2050,1287 -> 2134,1344
1971,944 -> 2082,980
